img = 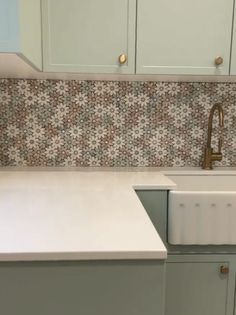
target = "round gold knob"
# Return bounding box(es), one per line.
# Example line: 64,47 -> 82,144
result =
220,265 -> 229,274
119,54 -> 127,65
215,56 -> 223,66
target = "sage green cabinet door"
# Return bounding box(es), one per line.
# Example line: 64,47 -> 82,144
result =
166,262 -> 230,315
42,0 -> 136,74
136,0 -> 233,75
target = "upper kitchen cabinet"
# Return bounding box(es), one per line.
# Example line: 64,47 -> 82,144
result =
42,0 -> 136,74
230,5 -> 236,75
0,0 -> 42,70
136,0 -> 234,75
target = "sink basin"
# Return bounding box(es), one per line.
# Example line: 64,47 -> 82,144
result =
166,173 -> 236,245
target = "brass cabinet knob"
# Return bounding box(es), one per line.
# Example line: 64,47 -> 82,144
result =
215,56 -> 224,66
220,265 -> 229,274
119,54 -> 127,65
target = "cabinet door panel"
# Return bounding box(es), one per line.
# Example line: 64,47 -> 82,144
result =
137,0 -> 233,75
42,0 -> 136,74
0,0 -> 19,52
166,262 -> 229,315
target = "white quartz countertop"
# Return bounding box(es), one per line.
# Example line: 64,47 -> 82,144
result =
0,171 -> 175,262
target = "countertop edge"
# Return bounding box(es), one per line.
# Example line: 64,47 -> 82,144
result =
0,251 -> 167,262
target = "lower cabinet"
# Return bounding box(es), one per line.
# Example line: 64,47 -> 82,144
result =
166,255 -> 236,315
0,260 -> 165,315
136,190 -> 236,315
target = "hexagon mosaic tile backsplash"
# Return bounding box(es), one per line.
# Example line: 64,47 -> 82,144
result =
0,79 -> 235,167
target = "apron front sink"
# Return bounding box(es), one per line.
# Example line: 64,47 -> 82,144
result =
166,173 -> 236,245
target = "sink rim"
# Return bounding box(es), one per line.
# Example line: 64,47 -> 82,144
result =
165,173 -> 236,192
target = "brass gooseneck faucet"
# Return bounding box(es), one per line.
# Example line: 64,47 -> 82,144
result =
202,104 -> 224,170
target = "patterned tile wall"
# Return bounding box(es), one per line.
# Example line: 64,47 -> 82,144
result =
0,79 -> 235,167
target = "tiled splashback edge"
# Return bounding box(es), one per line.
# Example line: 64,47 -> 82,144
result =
0,79 -> 235,167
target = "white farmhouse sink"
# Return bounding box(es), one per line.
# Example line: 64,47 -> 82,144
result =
166,172 -> 236,245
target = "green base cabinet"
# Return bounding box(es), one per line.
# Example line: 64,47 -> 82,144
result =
136,190 -> 236,315
0,260 -> 165,315
42,0 -> 136,74
166,256 -> 235,315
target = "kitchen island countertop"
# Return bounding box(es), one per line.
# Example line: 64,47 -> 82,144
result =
0,170 -> 175,261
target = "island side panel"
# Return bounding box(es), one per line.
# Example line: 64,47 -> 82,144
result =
136,190 -> 168,243
0,260 -> 165,315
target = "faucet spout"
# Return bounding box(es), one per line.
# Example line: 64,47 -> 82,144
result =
202,104 -> 224,170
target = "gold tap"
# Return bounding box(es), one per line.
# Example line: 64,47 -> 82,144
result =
202,104 -> 224,170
